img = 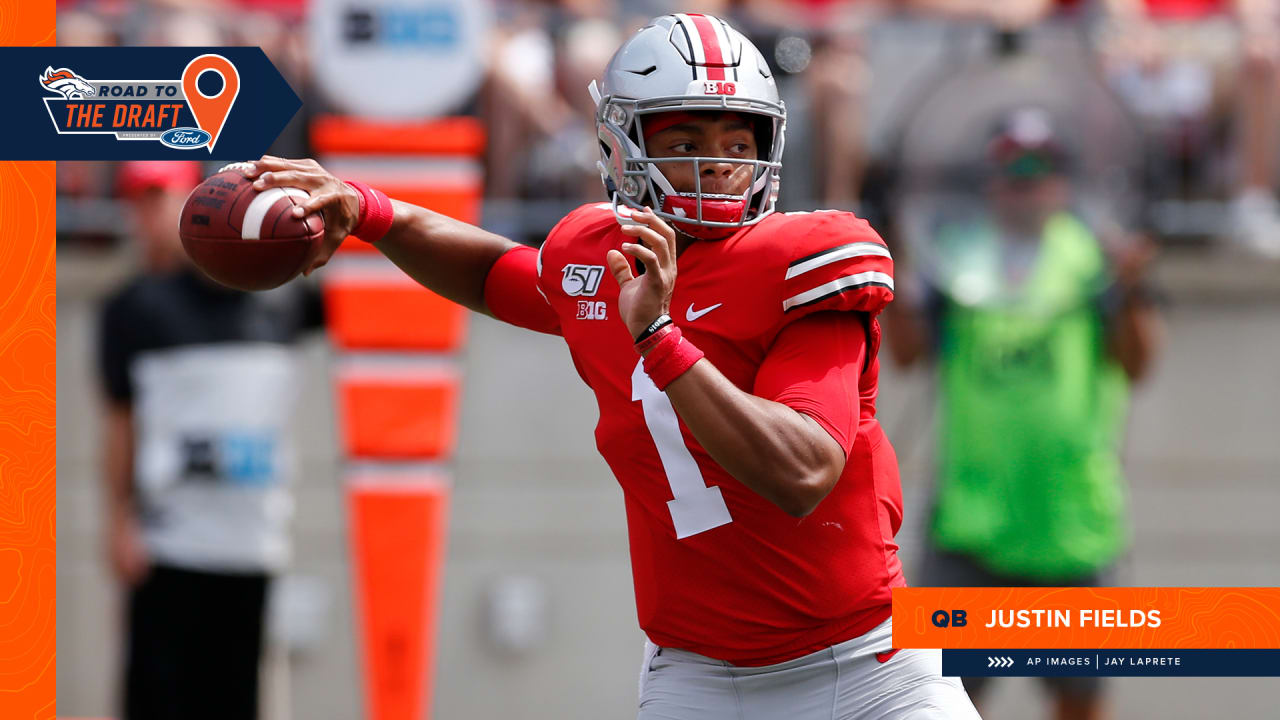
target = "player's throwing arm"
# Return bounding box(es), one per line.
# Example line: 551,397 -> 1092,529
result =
245,155 -> 519,314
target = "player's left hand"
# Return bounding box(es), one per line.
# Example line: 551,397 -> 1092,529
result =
607,207 -> 677,339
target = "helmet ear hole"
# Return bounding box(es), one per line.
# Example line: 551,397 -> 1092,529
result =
598,127 -> 630,195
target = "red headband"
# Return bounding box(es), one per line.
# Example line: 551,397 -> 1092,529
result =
641,111 -> 747,140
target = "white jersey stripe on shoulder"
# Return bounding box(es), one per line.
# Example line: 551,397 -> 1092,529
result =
783,271 -> 895,311
674,13 -> 707,79
784,242 -> 892,280
241,187 -> 309,240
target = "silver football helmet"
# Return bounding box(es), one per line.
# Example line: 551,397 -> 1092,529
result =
589,13 -> 786,239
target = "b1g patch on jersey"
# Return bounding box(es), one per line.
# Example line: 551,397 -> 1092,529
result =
562,264 -> 606,297
577,300 -> 608,320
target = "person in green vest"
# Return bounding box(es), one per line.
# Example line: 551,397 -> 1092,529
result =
884,107 -> 1162,720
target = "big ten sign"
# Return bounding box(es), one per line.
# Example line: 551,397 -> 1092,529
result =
309,0 -> 491,118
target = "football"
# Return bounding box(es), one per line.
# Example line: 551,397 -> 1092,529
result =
178,162 -> 324,291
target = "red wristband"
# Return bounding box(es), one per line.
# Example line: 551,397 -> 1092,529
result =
642,326 -> 704,391
345,180 -> 394,243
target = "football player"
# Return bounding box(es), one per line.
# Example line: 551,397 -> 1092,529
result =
247,13 -> 980,720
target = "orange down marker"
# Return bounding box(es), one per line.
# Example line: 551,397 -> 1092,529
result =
349,477 -> 451,720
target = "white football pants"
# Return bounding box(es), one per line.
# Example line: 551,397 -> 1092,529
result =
637,618 -> 982,720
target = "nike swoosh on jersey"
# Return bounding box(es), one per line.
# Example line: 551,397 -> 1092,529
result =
685,302 -> 723,321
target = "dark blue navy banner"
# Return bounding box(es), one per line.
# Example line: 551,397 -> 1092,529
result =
0,47 -> 300,160
944,650 -> 1280,677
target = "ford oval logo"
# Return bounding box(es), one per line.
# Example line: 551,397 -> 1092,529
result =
159,127 -> 211,149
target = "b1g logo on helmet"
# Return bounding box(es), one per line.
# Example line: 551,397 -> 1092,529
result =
562,264 -> 605,297
703,81 -> 736,95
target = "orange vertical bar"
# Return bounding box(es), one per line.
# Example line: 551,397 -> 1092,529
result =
337,366 -> 461,459
348,479 -> 451,720
323,275 -> 468,351
310,115 -> 486,156
0,4 -> 56,719
322,116 -> 484,720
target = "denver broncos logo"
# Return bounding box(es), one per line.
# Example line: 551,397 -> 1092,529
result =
40,66 -> 95,100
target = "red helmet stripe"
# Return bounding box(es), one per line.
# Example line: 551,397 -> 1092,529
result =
687,13 -> 725,81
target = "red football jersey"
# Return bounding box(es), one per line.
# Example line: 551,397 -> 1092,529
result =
526,203 -> 905,665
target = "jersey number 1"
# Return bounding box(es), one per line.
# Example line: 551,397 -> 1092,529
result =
631,359 -> 733,539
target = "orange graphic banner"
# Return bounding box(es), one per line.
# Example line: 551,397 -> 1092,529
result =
1,3 -> 57,719
893,588 -> 1280,649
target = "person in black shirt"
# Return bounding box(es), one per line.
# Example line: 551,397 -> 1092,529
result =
99,161 -> 322,720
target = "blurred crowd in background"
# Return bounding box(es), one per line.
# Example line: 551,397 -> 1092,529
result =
54,0 -> 1280,260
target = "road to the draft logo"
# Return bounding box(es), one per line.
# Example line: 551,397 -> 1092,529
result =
39,53 -> 239,152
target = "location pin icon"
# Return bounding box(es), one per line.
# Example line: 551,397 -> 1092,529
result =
182,54 -> 240,153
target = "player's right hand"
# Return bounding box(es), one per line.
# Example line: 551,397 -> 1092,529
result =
607,206 -> 677,339
244,155 -> 362,276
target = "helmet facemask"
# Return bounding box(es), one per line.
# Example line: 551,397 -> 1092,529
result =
592,86 -> 785,240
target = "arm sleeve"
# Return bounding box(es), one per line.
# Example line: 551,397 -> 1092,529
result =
752,310 -> 868,458
482,244 -> 562,336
